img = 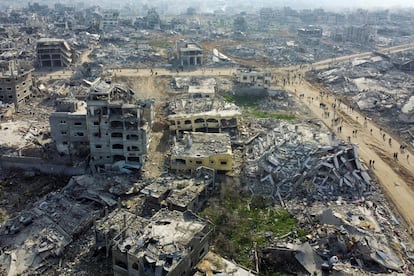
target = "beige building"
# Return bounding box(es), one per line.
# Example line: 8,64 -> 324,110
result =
0,60 -> 33,108
167,97 -> 241,137
176,40 -> 203,67
235,68 -> 271,90
171,132 -> 233,172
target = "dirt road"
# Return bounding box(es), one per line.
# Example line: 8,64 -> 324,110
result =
287,80 -> 414,232
109,67 -> 236,78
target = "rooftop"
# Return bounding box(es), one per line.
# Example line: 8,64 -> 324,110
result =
37,38 -> 71,51
172,132 -> 232,158
180,43 -> 202,52
167,97 -> 241,116
141,175 -> 210,206
115,209 -> 212,272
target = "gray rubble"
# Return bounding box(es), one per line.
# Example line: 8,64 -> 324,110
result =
309,52 -> 414,146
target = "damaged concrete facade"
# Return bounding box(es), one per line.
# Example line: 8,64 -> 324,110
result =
49,98 -> 88,155
36,38 -> 72,68
0,175 -> 106,275
234,68 -> 271,96
87,82 -> 154,171
167,96 -> 241,137
0,60 -> 33,108
175,41 -> 203,67
100,10 -> 120,31
50,81 -> 154,171
111,209 -> 213,276
171,132 -> 233,172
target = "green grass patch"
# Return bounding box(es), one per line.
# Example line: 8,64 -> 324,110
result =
201,189 -> 306,269
245,109 -> 296,120
222,95 -> 261,107
222,95 -> 295,120
153,42 -> 173,49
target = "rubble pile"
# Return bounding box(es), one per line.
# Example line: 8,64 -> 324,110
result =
243,121 -> 333,198
241,119 -> 413,274
310,53 -> 414,145
0,174 -> 145,275
256,145 -> 371,202
277,202 -> 412,274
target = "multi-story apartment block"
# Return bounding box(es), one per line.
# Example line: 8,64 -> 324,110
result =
0,60 -> 33,108
36,38 -> 72,68
49,81 -> 154,172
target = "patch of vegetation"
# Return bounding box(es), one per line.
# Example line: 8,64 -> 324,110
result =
0,212 -> 4,224
153,42 -> 172,49
222,95 -> 296,120
200,178 -> 306,269
245,109 -> 296,120
222,94 -> 261,107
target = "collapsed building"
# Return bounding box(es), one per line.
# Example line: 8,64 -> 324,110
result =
49,98 -> 89,156
36,38 -> 73,68
167,96 -> 241,137
0,60 -> 33,108
134,8 -> 161,30
0,175 -> 116,275
309,53 -> 414,145
99,9 -> 120,31
174,40 -> 203,67
297,26 -> 323,38
240,119 -> 413,274
170,132 -> 233,173
140,168 -> 216,213
170,77 -> 217,98
49,81 -> 154,172
103,208 -> 213,276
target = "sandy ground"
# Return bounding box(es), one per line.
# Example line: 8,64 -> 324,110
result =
287,80 -> 414,233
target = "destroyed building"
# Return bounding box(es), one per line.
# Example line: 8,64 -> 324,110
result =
50,81 -> 154,172
175,40 -> 203,67
170,132 -> 233,173
167,96 -> 240,137
111,208 -> 213,276
139,8 -> 161,30
297,26 -> 323,38
0,60 -> 33,108
87,82 -> 153,172
234,68 -> 271,96
36,38 -> 72,68
0,175 -> 110,275
99,9 -> 120,31
187,79 -> 216,99
331,25 -> 373,44
140,169 -> 215,214
49,98 -> 88,155
310,53 -> 414,144
170,77 -> 217,98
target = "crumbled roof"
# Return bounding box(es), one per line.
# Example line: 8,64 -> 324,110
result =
172,132 -> 232,157
167,97 -> 240,116
115,209 -> 211,272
